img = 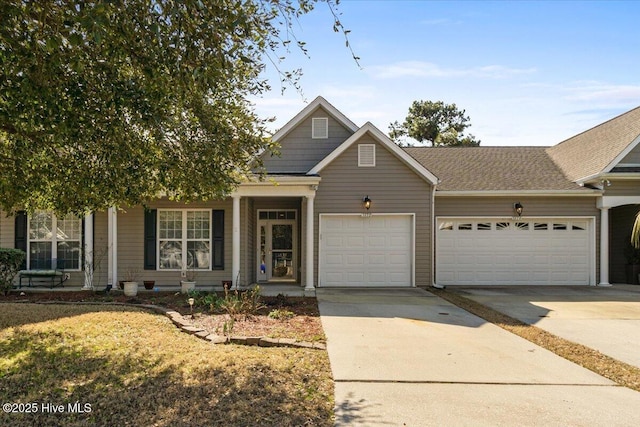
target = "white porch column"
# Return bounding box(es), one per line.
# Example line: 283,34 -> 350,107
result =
305,194 -> 315,291
83,213 -> 94,289
107,207 -> 118,289
232,196 -> 241,288
599,206 -> 611,286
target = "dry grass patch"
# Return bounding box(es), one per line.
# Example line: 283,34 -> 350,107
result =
1,291 -> 326,343
0,303 -> 333,427
430,289 -> 640,392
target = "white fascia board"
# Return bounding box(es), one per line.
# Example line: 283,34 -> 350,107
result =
271,96 -> 359,142
234,175 -> 321,197
308,122 -> 439,185
578,172 -> 640,186
602,134 -> 640,174
435,190 -> 602,197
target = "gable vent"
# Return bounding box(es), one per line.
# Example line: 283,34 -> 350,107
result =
358,144 -> 376,167
312,117 -> 328,139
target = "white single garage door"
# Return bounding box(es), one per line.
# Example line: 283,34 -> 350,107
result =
319,214 -> 413,287
436,218 -> 593,286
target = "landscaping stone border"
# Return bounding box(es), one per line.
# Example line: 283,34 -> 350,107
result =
2,299 -> 326,350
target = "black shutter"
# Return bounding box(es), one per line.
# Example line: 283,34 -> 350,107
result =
144,209 -> 157,270
212,210 -> 224,270
14,211 -> 27,269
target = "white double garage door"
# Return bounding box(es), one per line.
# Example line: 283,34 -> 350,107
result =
318,215 -> 595,287
436,217 -> 595,286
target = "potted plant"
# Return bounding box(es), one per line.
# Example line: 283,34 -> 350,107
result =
143,280 -> 155,290
122,269 -> 140,296
180,268 -> 197,294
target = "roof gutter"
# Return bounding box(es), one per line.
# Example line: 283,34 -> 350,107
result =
435,190 -> 602,197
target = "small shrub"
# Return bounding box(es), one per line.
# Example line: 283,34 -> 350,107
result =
219,286 -> 266,320
187,290 -> 220,310
268,309 -> 295,320
0,248 -> 26,295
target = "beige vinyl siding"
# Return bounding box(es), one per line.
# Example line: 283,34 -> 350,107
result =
435,196 -> 599,217
244,197 -> 255,286
261,107 -> 355,173
117,199 -> 233,287
603,180 -> 640,196
435,196 -> 600,280
92,211 -> 109,288
0,211 -> 12,249
315,135 -> 434,287
619,143 -> 640,164
0,210 -> 99,288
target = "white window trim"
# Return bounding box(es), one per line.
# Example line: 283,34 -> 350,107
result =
312,117 -> 329,139
27,211 -> 82,271
358,144 -> 376,167
157,209 -> 213,271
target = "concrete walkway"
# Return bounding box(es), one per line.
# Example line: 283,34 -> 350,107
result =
317,288 -> 640,426
455,285 -> 640,369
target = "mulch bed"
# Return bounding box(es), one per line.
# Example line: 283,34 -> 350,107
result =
1,289 -> 325,342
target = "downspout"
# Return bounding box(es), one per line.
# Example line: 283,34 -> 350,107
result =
431,184 -> 445,289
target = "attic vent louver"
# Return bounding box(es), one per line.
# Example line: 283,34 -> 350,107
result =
358,144 -> 376,167
312,117 -> 328,139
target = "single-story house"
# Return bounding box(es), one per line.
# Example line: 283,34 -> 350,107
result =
2,96 -> 640,291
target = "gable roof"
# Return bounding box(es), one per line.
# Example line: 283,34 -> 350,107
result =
546,107 -> 640,183
271,96 -> 359,142
405,146 -> 588,192
309,122 -> 439,185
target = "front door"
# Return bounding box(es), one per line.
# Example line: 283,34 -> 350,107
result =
257,211 -> 297,282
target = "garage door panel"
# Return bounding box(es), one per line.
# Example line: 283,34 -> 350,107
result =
437,218 -> 591,286
320,215 -> 413,287
367,236 -> 386,247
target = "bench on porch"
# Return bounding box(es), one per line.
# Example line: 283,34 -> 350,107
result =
18,259 -> 68,289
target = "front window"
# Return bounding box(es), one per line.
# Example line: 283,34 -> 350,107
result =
159,210 -> 211,270
28,211 -> 81,270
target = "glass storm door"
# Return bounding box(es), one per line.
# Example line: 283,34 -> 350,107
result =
258,217 -> 296,282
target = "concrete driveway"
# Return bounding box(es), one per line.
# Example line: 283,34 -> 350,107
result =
317,288 -> 640,426
455,285 -> 640,369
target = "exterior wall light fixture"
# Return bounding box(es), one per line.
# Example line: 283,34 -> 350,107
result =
514,202 -> 524,217
363,196 -> 372,210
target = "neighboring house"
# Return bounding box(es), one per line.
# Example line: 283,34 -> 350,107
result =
2,97 -> 640,290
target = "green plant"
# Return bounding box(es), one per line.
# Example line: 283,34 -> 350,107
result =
187,290 -> 220,310
219,286 -> 266,320
0,248 -> 26,295
222,317 -> 235,342
268,309 -> 295,320
632,211 -> 640,249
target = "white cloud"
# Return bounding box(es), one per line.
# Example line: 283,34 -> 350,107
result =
564,81 -> 640,103
369,61 -> 537,80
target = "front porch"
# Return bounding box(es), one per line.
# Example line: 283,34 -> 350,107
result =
94,176 -> 321,294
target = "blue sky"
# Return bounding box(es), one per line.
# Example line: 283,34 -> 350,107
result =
251,0 -> 640,146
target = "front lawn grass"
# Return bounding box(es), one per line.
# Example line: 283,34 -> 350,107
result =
0,304 -> 334,426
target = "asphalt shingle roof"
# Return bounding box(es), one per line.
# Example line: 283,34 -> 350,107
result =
546,106 -> 640,182
405,146 -> 586,191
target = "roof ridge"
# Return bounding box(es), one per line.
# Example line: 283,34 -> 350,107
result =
552,106 -> 640,148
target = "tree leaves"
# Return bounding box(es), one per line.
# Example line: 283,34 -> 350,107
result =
389,100 -> 481,147
0,0 -> 348,215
